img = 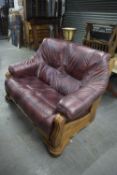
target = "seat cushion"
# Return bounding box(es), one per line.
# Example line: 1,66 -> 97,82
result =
37,63 -> 81,95
5,77 -> 63,135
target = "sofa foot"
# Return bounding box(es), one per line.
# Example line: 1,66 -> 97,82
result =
48,114 -> 67,156
48,139 -> 69,157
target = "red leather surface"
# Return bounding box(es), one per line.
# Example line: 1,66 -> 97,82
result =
38,63 -> 81,95
5,77 -> 62,135
8,57 -> 40,77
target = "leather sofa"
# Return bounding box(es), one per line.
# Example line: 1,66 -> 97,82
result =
5,38 -> 110,156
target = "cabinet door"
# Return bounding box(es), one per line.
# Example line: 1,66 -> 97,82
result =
24,0 -> 64,19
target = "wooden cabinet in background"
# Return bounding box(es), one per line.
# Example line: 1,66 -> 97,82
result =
24,21 -> 50,49
24,21 -> 33,47
23,0 -> 63,20
32,24 -> 50,49
23,0 -> 66,49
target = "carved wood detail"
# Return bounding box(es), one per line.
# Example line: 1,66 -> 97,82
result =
49,114 -> 66,148
109,58 -> 115,74
47,98 -> 100,156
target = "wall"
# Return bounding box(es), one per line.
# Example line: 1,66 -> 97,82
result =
0,0 -> 5,6
12,0 -> 24,20
63,0 -> 117,43
14,0 -> 19,10
14,0 -> 23,10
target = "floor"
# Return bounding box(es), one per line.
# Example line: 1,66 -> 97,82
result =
0,40 -> 117,175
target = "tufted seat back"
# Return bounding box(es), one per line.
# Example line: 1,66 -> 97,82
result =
65,43 -> 103,80
36,38 -> 109,96
38,38 -> 68,68
37,39 -> 81,95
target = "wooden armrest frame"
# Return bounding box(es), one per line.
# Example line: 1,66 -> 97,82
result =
47,98 -> 101,156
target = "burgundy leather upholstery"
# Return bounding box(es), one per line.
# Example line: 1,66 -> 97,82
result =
8,57 -> 40,77
38,63 -> 81,95
5,38 -> 110,135
5,77 -> 62,135
57,45 -> 110,120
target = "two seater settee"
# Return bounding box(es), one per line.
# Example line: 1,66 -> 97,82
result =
5,38 -> 110,156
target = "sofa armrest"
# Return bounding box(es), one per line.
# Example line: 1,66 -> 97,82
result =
57,83 -> 107,121
8,57 -> 39,78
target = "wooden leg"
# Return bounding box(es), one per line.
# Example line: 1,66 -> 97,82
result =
48,114 -> 66,156
48,138 -> 70,157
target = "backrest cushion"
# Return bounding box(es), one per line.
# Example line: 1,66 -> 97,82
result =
64,44 -> 108,80
37,38 -> 109,95
39,38 -> 68,68
38,63 -> 81,95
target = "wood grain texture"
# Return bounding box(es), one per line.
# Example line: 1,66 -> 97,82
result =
5,72 -> 11,79
49,114 -> 66,148
48,98 -> 100,156
109,59 -> 115,74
